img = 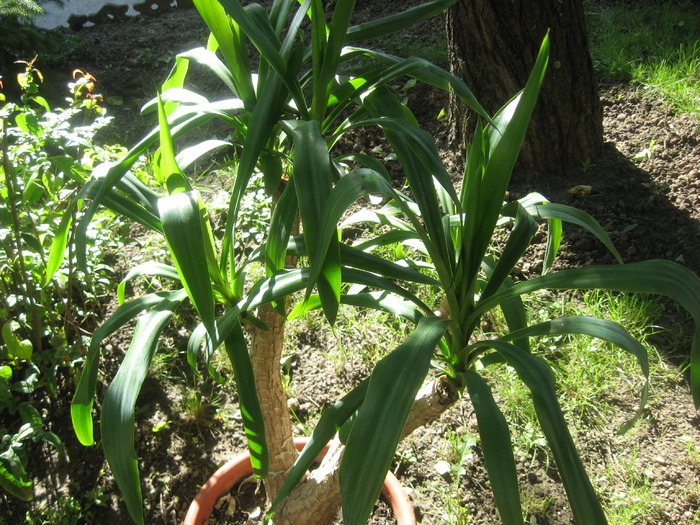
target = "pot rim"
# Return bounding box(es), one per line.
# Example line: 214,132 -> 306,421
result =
183,437 -> 416,524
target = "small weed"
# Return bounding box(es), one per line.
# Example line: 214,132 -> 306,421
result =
434,430 -> 478,525
581,157 -> 596,174
681,435 -> 700,467
632,139 -> 660,162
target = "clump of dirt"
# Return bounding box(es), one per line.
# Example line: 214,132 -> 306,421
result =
2,3 -> 699,525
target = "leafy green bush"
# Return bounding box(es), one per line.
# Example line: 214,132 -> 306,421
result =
0,59 -> 125,501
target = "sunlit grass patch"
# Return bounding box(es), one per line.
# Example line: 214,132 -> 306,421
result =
586,0 -> 700,115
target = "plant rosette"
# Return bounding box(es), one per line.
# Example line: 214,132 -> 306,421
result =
183,438 -> 416,525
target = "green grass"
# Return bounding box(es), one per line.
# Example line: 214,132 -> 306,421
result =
585,0 -> 700,115
440,289 -> 686,523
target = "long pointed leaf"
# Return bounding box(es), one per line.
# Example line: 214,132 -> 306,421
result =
285,120 -> 341,323
474,260 -> 700,406
266,379 -> 369,522
193,0 -> 255,105
101,292 -> 187,524
498,316 -> 649,433
340,316 -> 448,525
223,321 -> 268,476
464,35 -> 549,286
159,192 -> 216,340
465,370 -> 523,525
476,340 -> 607,523
71,291 -> 187,447
43,199 -> 75,286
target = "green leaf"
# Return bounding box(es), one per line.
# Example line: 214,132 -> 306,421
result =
463,34 -> 549,287
311,0 -> 356,120
0,454 -> 33,501
101,292 -> 186,525
465,370 -> 523,525
285,120 -> 341,323
476,340 -> 607,523
481,205 -> 537,301
79,179 -> 162,234
44,200 -> 76,286
306,167 -> 424,297
160,54 -> 190,116
117,262 -> 181,305
2,321 -> 32,360
222,321 -> 268,477
266,379 -> 369,523
193,0 -> 256,105
346,0 -> 457,43
159,192 -> 217,340
342,267 -> 432,313
155,93 -> 190,195
340,243 -> 440,287
499,316 -> 649,433
478,260 -> 700,407
340,316 -> 448,525
265,178 -> 298,274
521,202 -> 622,264
218,0 -> 307,114
71,291 -> 187,447
176,139 -> 231,171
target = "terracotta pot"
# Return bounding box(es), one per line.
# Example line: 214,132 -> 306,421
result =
184,437 -> 416,525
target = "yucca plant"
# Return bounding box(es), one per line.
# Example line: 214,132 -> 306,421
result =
68,0 -> 494,523
263,36 -> 700,525
68,1 -> 700,524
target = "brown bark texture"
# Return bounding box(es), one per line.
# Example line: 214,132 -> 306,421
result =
250,302 -> 299,507
446,0 -> 604,180
267,374 -> 460,524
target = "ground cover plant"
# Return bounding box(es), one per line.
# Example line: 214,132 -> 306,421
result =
62,0 -> 700,524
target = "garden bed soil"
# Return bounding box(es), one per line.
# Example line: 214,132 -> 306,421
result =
2,2 -> 699,524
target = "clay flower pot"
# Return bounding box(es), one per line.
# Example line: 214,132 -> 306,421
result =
184,437 -> 416,525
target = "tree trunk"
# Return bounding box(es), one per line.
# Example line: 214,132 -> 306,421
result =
270,375 -> 461,524
251,302 -> 299,507
446,0 -> 603,181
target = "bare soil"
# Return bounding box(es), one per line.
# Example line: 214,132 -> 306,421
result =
2,2 -> 699,524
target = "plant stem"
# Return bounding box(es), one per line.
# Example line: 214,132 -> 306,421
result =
251,301 -> 298,503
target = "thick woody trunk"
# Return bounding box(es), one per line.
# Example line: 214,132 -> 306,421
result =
268,375 -> 461,525
250,302 -> 298,506
446,0 -> 603,181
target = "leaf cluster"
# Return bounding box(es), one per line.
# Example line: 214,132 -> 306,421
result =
0,64 -> 129,501
68,1 -> 700,525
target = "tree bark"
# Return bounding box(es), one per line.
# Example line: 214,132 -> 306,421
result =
251,302 -> 299,507
446,0 -> 604,181
271,374 -> 461,524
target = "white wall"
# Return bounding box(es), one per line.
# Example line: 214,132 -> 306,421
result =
34,0 -> 179,29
